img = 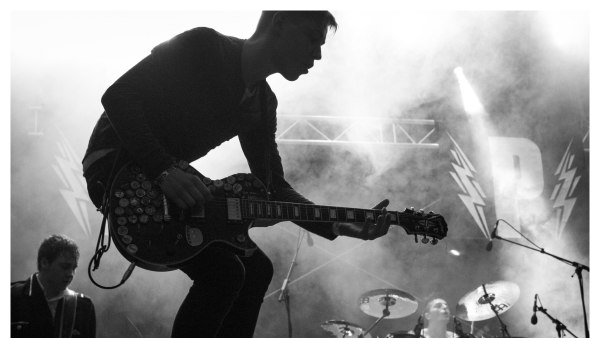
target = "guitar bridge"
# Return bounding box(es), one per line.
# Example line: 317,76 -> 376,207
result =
227,198 -> 242,220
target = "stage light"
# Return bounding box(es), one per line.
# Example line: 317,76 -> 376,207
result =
449,249 -> 461,256
538,11 -> 588,52
453,67 -> 486,116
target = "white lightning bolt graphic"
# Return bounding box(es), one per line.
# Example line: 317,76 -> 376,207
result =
448,133 -> 490,239
550,139 -> 580,239
52,126 -> 93,238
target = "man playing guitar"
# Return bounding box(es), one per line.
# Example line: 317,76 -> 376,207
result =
83,11 -> 395,338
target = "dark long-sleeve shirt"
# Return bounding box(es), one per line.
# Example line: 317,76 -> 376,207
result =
11,274 -> 96,338
84,27 -> 336,240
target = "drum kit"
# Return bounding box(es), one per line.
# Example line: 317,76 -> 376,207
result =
320,281 -> 525,338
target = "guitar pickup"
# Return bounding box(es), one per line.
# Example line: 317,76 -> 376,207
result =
227,198 -> 242,220
191,204 -> 205,218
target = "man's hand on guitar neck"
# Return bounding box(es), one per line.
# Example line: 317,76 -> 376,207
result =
334,199 -> 392,240
159,168 -> 213,209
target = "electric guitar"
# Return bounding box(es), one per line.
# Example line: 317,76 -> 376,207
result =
108,161 -> 449,271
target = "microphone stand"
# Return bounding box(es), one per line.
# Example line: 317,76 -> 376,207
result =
481,284 -> 511,338
492,220 -> 589,338
536,300 -> 578,338
278,227 -> 306,338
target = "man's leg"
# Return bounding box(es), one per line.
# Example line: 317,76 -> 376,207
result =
216,247 -> 274,338
172,247 -> 246,338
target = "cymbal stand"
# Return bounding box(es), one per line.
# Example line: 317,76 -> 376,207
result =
358,301 -> 391,338
536,296 -> 578,338
481,284 -> 511,338
278,228 -> 306,338
492,219 -> 589,338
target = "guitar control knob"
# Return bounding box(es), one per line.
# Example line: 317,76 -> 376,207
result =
236,234 -> 246,243
226,176 -> 236,184
118,198 -> 130,208
202,177 -> 212,185
127,244 -> 138,254
431,238 -> 438,245
213,180 -> 224,188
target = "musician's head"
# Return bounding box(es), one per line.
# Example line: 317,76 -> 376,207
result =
424,298 -> 451,324
253,11 -> 338,81
37,234 -> 80,292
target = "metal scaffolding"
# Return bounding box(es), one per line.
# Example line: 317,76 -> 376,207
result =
276,115 -> 439,149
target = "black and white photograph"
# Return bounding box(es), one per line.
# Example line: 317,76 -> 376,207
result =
8,4 -> 593,338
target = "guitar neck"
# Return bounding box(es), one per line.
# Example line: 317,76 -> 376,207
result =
239,199 -> 405,225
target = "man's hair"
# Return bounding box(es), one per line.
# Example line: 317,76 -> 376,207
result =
255,11 -> 338,34
37,234 -> 80,270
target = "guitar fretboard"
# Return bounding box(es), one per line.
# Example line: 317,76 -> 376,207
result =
240,199 -> 402,224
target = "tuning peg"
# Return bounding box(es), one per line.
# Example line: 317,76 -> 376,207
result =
428,210 -> 435,215
418,209 -> 424,215
414,234 -> 418,243
421,236 -> 430,244
431,238 -> 438,245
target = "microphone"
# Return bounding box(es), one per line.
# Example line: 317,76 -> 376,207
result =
305,230 -> 314,247
486,220 -> 500,251
531,294 -> 538,325
413,314 -> 423,337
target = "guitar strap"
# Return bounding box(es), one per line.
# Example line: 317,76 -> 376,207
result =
259,80 -> 273,196
56,291 -> 78,338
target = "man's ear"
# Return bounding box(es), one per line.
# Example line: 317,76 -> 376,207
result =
39,257 -> 50,270
424,312 -> 431,321
270,12 -> 286,34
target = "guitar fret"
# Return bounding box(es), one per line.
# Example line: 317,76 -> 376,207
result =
294,205 -> 300,219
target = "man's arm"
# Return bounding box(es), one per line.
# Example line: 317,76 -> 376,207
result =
239,87 -> 391,241
101,53 -> 211,210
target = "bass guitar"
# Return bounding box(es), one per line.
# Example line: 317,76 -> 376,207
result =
108,161 -> 448,271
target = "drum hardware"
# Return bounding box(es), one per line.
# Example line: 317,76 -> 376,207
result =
531,294 -> 578,338
487,219 -> 589,338
456,281 -> 520,338
357,288 -> 418,338
321,320 -> 371,338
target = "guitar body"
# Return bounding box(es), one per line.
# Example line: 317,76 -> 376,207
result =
109,161 -> 266,272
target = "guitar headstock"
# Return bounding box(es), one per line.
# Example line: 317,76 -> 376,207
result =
396,208 -> 448,244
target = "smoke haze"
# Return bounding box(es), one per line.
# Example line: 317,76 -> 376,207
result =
9,9 -> 590,338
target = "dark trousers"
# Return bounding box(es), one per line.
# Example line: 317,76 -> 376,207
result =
84,155 -> 274,338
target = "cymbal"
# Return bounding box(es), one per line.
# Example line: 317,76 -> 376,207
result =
358,288 -> 418,319
456,280 -> 520,321
321,320 -> 372,338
